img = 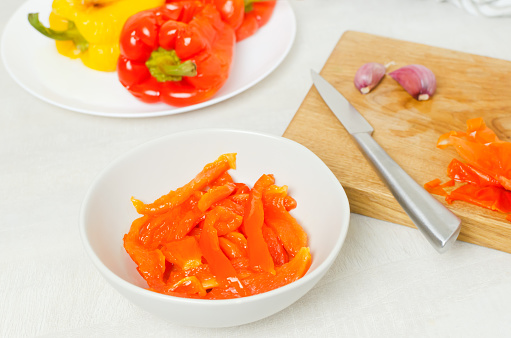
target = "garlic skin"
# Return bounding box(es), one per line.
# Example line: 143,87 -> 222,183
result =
388,64 -> 436,101
354,62 -> 386,94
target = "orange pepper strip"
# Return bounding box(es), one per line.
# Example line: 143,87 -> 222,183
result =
207,206 -> 243,236
205,286 -> 242,299
244,174 -> 275,274
167,264 -> 218,290
199,217 -> 246,295
168,194 -> 206,242
139,192 -> 202,249
198,182 -> 237,211
284,195 -> 297,211
161,276 -> 207,297
123,216 -> 166,289
223,231 -> 248,253
187,226 -> 202,239
262,224 -> 289,266
241,247 -> 312,296
230,257 -> 251,279
210,171 -> 234,186
218,237 -> 245,259
234,183 -> 250,194
262,185 -> 308,258
132,153 -> 236,215
161,236 -> 202,270
229,193 -> 249,207
211,198 -> 245,216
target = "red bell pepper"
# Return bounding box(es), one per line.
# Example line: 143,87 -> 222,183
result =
117,1 -> 236,107
236,0 -> 276,41
168,0 -> 245,30
165,0 -> 275,41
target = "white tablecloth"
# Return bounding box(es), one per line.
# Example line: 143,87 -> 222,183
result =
1,0 -> 511,337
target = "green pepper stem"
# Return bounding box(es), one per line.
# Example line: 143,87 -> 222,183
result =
146,47 -> 197,82
28,13 -> 89,53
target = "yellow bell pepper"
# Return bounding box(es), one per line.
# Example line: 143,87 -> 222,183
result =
28,0 -> 164,72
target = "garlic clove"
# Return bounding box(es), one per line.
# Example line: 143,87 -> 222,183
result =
354,62 -> 386,94
388,64 -> 436,101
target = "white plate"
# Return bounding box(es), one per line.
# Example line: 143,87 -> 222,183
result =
1,0 -> 296,118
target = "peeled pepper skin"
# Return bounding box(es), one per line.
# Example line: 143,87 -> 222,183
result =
425,118 -> 511,219
48,0 -> 164,71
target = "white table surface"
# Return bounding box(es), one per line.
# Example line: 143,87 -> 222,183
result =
1,0 -> 511,337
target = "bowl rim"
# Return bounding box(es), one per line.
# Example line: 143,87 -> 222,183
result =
79,127 -> 350,305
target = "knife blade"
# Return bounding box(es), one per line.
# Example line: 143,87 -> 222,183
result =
311,70 -> 461,253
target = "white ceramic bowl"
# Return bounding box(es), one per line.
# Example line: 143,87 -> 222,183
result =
80,129 -> 350,328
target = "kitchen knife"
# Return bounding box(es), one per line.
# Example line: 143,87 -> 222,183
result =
311,70 -> 461,253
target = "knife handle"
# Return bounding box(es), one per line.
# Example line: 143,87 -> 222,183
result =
352,132 -> 461,253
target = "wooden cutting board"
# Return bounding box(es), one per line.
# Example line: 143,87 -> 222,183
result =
283,30 -> 511,254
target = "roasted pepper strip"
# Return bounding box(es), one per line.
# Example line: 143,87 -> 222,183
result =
132,153 -> 236,215
262,185 -> 308,257
117,1 -> 236,106
161,276 -> 207,297
200,214 -> 237,280
167,263 -> 219,289
138,192 -> 203,249
243,174 -> 275,274
218,237 -> 245,259
199,216 -> 246,296
161,236 -> 203,270
262,224 -> 288,266
29,0 -> 164,71
235,0 -> 276,41
210,171 -> 234,186
206,206 -> 243,236
241,247 -> 311,296
223,231 -> 248,253
198,182 -> 237,211
123,215 -> 166,289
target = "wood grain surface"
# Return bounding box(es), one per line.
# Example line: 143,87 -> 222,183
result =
283,31 -> 511,253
